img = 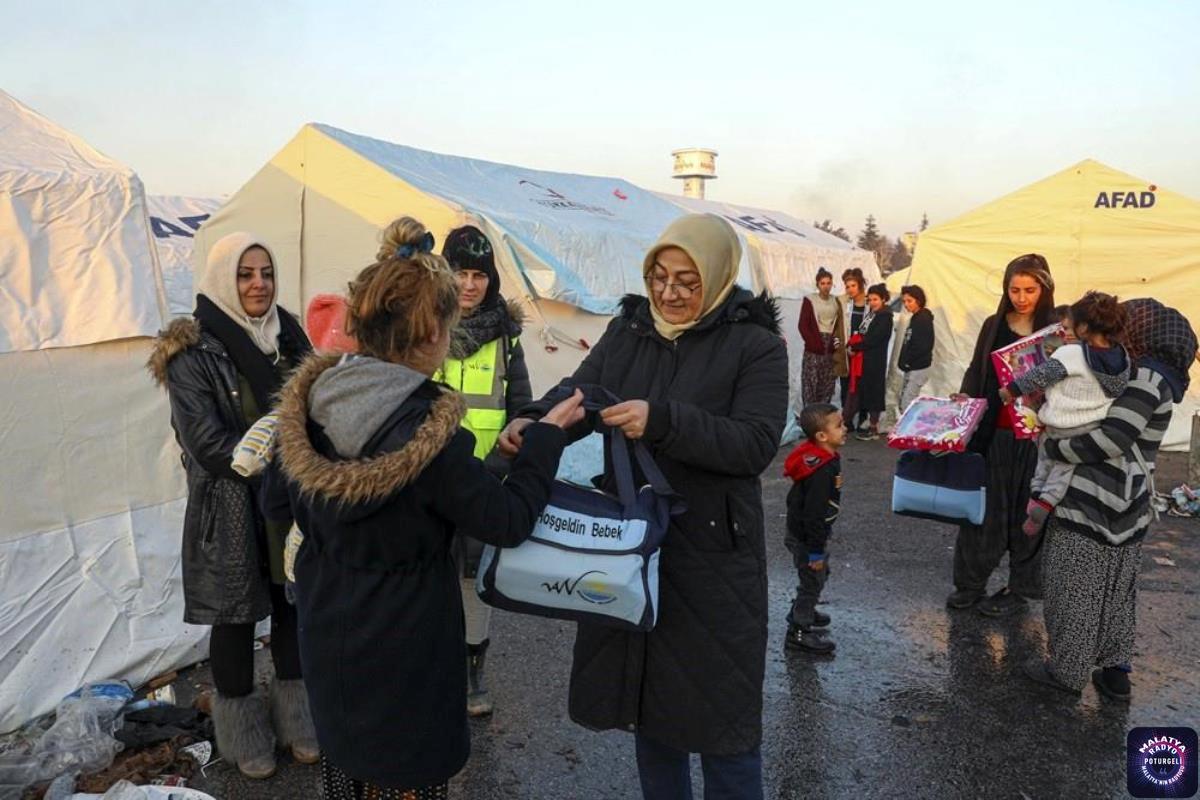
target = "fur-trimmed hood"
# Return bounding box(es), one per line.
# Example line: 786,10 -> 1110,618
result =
147,317 -> 206,386
618,286 -> 782,337
274,353 -> 466,509
504,296 -> 527,329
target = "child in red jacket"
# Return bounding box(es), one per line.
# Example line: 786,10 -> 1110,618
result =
783,403 -> 846,655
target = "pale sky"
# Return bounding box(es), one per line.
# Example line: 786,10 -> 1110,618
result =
4,0 -> 1198,238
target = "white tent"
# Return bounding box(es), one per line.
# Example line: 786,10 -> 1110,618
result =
655,194 -> 880,431
195,124 -> 880,458
148,196 -> 221,316
0,91 -> 201,731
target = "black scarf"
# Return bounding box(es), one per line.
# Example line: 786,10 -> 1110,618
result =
1125,298 -> 1197,402
456,297 -> 518,358
194,294 -> 312,411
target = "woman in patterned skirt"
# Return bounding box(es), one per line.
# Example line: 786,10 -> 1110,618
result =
798,267 -> 847,406
1024,299 -> 1196,699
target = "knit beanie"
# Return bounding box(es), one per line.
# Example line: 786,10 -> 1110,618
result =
443,225 -> 501,307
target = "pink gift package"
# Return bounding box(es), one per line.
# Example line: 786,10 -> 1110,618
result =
990,323 -> 1067,439
888,396 -> 989,453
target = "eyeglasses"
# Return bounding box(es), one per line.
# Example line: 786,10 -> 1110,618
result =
649,274 -> 701,299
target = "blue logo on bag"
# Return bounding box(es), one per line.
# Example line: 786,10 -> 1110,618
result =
1127,727 -> 1196,798
542,570 -> 617,605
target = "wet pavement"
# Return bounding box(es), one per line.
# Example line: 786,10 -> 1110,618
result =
185,441 -> 1199,799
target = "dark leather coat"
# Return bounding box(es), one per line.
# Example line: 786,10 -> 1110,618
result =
149,318 -> 270,624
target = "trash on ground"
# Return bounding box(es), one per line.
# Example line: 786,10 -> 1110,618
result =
0,681 -> 131,794
1160,484 -> 1200,517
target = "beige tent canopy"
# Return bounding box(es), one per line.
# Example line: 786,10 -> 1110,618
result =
896,159 -> 1200,449
194,123 -> 879,448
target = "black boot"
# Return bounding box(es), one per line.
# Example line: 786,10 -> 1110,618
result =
945,587 -> 984,610
977,587 -> 1028,617
467,640 -> 493,717
785,624 -> 836,655
1092,667 -> 1132,701
811,609 -> 831,628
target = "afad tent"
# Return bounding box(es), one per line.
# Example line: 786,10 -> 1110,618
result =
0,91 -> 201,731
194,123 -> 879,460
899,159 -> 1200,449
148,196 -> 221,316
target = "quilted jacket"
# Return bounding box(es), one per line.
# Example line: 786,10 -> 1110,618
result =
147,314 -> 303,624
521,287 -> 789,754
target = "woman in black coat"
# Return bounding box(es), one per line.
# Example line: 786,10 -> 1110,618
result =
846,283 -> 894,441
149,232 -> 315,779
947,254 -> 1056,617
500,214 -> 789,800
267,217 -> 583,799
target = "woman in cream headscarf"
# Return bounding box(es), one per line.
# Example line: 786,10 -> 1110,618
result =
501,214 -> 789,800
149,233 -> 315,779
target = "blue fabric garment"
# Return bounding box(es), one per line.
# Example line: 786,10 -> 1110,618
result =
1082,343 -> 1129,378
635,734 -> 764,800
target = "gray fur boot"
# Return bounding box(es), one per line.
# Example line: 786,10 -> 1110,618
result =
271,678 -> 320,764
211,688 -> 277,779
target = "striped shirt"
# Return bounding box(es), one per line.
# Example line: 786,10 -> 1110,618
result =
1043,365 -> 1175,546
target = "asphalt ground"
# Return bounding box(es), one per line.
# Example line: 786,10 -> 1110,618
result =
177,441 -> 1199,800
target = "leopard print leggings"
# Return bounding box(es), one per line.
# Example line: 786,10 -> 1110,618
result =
1042,520 -> 1142,691
320,757 -> 448,800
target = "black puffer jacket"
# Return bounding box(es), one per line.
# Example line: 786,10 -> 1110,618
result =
522,287 -> 789,755
148,318 -> 276,624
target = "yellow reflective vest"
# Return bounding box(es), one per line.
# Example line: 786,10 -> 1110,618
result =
434,336 -> 517,460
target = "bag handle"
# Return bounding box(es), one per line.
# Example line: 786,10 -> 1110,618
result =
543,382 -> 682,514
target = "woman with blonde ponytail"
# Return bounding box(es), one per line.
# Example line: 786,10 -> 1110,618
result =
263,217 -> 584,799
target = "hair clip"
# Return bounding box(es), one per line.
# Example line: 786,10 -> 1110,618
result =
395,231 -> 436,260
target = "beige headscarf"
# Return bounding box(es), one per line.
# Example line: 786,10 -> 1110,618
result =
642,214 -> 741,341
197,232 -> 282,360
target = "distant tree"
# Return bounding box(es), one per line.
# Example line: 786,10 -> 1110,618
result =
889,240 -> 912,273
857,215 -> 883,254
919,213 -> 929,232
873,236 -> 894,275
814,218 -> 851,243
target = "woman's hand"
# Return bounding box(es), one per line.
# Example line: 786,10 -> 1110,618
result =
998,387 -> 1015,405
497,418 -> 535,456
949,393 -> 971,402
541,389 -> 586,431
600,400 -> 650,440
